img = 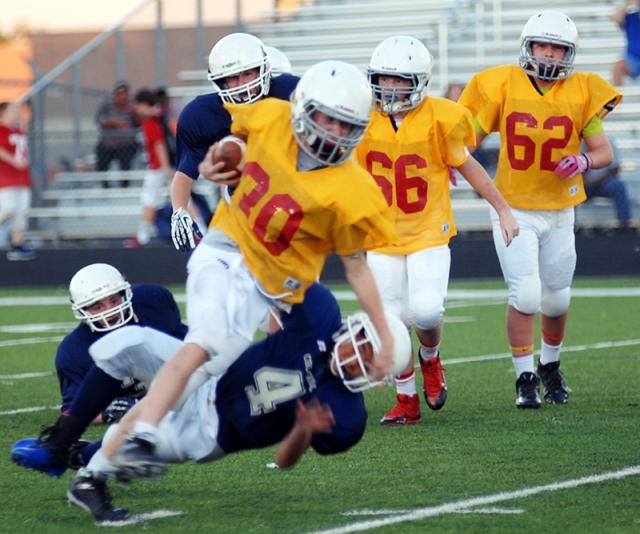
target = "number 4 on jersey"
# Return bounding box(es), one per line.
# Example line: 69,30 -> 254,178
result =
245,367 -> 306,415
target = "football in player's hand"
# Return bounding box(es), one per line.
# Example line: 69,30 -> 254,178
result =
212,135 -> 246,174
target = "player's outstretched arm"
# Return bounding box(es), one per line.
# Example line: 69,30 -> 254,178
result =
457,155 -> 519,246
340,254 -> 393,378
275,400 -> 335,469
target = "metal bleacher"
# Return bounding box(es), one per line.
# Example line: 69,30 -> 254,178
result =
29,0 -> 639,242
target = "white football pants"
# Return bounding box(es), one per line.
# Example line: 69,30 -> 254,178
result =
91,326 -> 224,463
367,245 -> 450,330
490,207 -> 576,316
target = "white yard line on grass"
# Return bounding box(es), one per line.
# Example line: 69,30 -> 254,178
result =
0,287 -> 639,307
0,371 -> 52,379
308,465 -> 640,534
343,507 -> 524,516
98,510 -> 183,527
2,339 -> 639,416
443,338 -> 640,365
0,335 -> 63,348
0,405 -> 60,415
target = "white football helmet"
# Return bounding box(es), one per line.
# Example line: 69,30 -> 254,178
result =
519,11 -> 578,81
291,60 -> 371,166
266,46 -> 292,76
331,313 -> 412,392
368,35 -> 433,113
207,33 -> 271,104
69,263 -> 134,333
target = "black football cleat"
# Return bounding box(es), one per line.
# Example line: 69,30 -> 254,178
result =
515,372 -> 541,409
67,468 -> 129,522
112,435 -> 167,481
537,361 -> 569,404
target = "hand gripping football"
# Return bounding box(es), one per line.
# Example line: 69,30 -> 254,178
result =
212,135 -> 247,174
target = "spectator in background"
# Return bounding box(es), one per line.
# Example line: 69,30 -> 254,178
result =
582,139 -> 634,232
131,89 -> 174,246
0,102 -> 35,261
153,87 -> 177,165
95,81 -> 139,187
612,1 -> 640,86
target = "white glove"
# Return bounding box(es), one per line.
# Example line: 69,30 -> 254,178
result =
170,208 -> 203,251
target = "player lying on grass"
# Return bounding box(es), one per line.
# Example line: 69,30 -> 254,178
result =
11,263 -> 187,476
64,283 -> 410,522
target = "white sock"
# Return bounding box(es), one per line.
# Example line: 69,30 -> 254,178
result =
395,370 -> 417,396
132,420 -> 159,443
539,340 -> 562,366
86,450 -> 116,479
419,344 -> 439,362
512,354 -> 535,377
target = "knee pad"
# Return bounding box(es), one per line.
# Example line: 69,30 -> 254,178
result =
541,286 -> 571,317
509,275 -> 541,315
409,299 -> 443,331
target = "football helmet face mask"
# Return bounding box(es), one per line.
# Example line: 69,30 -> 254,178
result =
69,263 -> 134,333
207,33 -> 271,104
368,36 -> 433,113
266,46 -> 292,76
331,313 -> 411,392
519,11 -> 578,81
291,60 -> 371,166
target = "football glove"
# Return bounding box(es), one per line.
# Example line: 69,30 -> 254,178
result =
554,153 -> 592,180
101,397 -> 137,424
171,207 -> 203,251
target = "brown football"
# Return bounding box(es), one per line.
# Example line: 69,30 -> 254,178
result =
212,135 -> 246,174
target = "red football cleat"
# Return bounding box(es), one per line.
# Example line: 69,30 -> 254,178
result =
420,354 -> 448,410
379,393 -> 421,425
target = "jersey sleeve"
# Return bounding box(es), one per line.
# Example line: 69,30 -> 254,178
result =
584,73 -> 622,121
331,167 -> 396,255
310,381 -> 367,455
225,99 -> 288,139
133,285 -> 187,340
145,119 -> 164,145
458,69 -> 503,135
55,339 -> 90,412
175,98 -> 228,179
440,101 -> 476,167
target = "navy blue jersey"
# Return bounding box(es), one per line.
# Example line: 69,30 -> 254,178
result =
215,283 -> 367,455
175,73 -> 299,179
55,284 -> 187,411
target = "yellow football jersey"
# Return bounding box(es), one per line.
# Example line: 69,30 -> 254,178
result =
212,99 -> 396,303
459,65 -> 621,210
356,97 -> 474,254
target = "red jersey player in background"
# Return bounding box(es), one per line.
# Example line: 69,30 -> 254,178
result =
0,102 -> 35,261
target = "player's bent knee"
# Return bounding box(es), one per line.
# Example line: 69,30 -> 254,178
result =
410,302 -> 443,331
509,277 -> 541,315
541,286 -> 571,317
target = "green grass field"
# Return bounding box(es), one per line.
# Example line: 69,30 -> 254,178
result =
1,277 -> 639,532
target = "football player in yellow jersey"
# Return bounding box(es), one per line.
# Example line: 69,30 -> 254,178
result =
108,61 -> 399,477
357,36 -> 519,425
458,11 -> 621,409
